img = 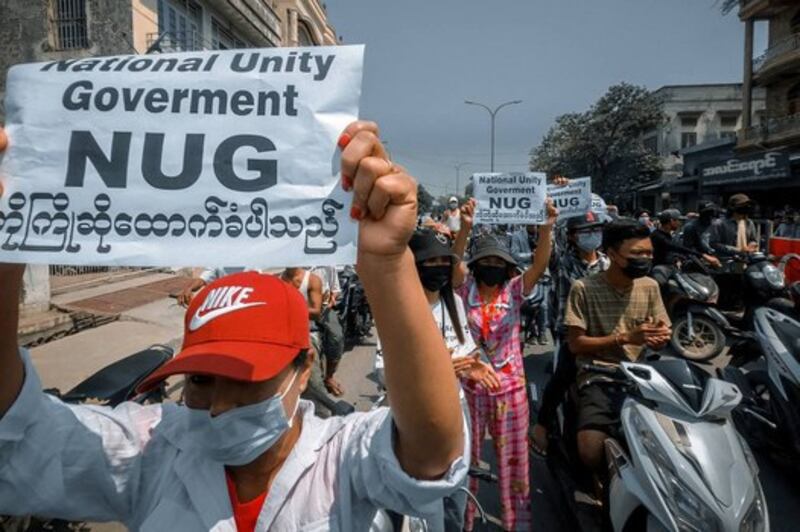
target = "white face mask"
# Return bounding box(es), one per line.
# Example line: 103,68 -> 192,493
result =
183,369 -> 300,466
576,230 -> 602,253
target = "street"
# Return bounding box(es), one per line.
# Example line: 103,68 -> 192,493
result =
19,272 -> 800,531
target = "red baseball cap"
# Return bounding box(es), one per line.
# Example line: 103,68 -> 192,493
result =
137,271 -> 310,392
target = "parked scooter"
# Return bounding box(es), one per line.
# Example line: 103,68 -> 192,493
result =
651,256 -> 731,361
0,345 -> 174,532
337,266 -> 374,349
722,307 -> 800,474
546,354 -> 768,532
715,252 -> 796,329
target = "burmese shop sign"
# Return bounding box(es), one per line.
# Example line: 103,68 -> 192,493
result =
702,151 -> 790,186
0,46 -> 364,267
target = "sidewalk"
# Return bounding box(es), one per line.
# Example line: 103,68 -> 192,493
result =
30,275 -> 188,393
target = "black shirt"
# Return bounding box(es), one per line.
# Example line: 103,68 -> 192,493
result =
651,228 -> 701,266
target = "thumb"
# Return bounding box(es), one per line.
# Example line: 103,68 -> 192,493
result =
0,128 -> 7,152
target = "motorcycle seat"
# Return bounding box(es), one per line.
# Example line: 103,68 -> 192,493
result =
60,345 -> 174,406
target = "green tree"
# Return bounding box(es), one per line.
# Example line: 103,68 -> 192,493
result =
417,183 -> 435,214
529,83 -> 665,199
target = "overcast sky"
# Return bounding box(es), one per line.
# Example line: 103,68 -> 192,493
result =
325,0 -> 767,199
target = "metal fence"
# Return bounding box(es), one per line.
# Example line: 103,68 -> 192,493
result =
49,265 -> 149,277
51,0 -> 89,50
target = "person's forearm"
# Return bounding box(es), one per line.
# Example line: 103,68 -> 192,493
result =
451,227 -> 470,288
568,333 -> 620,356
0,265 -> 26,418
358,249 -> 463,478
523,225 -> 552,293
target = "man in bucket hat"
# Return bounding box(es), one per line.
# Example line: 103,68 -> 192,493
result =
0,122 -> 468,531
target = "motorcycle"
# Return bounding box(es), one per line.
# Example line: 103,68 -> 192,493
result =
0,344 -> 174,532
336,266 -> 374,349
721,307 -> 800,474
546,354 -> 768,532
651,257 -> 731,362
715,252 -> 797,329
521,272 -> 551,345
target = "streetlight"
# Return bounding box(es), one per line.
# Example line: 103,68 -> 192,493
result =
464,99 -> 522,172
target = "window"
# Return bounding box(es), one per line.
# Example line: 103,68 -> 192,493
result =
719,131 -> 737,141
681,132 -> 697,149
680,115 -> 699,128
791,9 -> 800,34
212,19 -> 248,49
719,113 -> 739,128
157,0 -> 202,51
297,21 -> 317,46
643,136 -> 658,154
789,83 -> 800,116
51,0 -> 89,50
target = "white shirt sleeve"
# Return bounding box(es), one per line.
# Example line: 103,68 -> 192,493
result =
340,407 -> 469,518
0,349 -> 163,522
198,267 -> 219,283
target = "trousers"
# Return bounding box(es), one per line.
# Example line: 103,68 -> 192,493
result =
465,386 -> 531,531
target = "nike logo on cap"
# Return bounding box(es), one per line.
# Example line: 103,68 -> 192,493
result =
189,285 -> 266,331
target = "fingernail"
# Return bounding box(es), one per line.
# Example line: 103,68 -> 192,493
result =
350,205 -> 363,220
337,133 -> 351,149
342,174 -> 352,191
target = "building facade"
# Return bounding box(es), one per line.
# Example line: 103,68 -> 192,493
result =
734,0 -> 800,214
0,0 -> 337,118
636,83 -> 766,213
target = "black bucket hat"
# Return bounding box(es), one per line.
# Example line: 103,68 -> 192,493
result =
409,228 -> 460,263
566,211 -> 604,231
466,235 -> 518,267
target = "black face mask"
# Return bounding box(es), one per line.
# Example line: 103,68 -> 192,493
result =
474,265 -> 507,287
734,206 -> 752,216
418,265 -> 451,292
621,257 -> 652,279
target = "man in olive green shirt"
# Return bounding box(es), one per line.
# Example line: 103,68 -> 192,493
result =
565,219 -> 671,476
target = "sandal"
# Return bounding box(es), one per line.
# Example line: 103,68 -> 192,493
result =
324,377 -> 345,397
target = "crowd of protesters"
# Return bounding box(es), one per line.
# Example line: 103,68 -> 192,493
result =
0,117 -> 795,531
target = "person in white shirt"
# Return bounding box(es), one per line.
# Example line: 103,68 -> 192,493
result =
442,197 -> 462,236
177,267 -> 250,307
0,121 -> 468,531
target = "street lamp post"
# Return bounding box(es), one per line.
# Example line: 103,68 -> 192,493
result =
464,99 -> 522,172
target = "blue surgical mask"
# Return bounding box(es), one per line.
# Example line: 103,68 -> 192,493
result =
183,370 -> 300,465
576,231 -> 602,253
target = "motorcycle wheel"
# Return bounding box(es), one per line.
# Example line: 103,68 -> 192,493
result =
670,315 -> 726,361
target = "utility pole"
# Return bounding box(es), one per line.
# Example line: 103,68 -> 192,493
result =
464,99 -> 522,172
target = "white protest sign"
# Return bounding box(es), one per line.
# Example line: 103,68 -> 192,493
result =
473,172 -> 547,225
591,193 -> 608,218
547,177 -> 591,220
0,46 -> 364,268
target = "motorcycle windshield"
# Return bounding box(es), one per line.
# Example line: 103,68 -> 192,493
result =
647,359 -> 709,412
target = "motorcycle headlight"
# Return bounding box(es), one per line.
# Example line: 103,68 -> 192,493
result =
740,482 -> 767,532
763,264 -> 785,290
631,411 -> 721,532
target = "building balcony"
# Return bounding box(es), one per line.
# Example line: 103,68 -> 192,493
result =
753,33 -> 800,84
207,0 -> 282,47
739,112 -> 800,150
739,0 -> 796,20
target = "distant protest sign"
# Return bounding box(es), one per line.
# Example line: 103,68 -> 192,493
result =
591,193 -> 608,219
473,172 -> 547,225
547,177 -> 591,220
0,46 -> 364,267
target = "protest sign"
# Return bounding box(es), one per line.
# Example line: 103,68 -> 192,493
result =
547,177 -> 591,220
0,46 -> 364,268
473,172 -> 547,225
591,193 -> 609,219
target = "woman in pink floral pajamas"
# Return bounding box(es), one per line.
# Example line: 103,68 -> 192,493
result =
452,199 -> 556,531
